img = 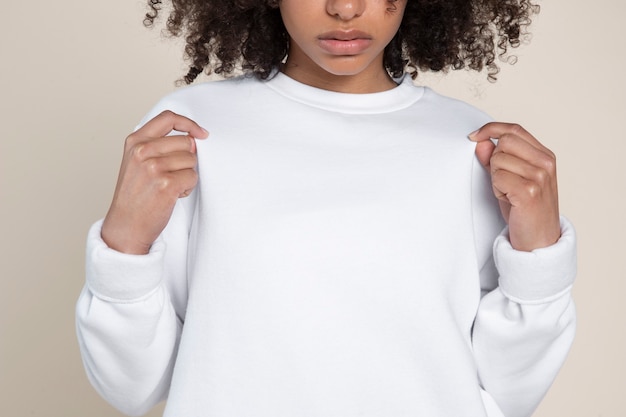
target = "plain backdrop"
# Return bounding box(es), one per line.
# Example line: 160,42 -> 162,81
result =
1,0 -> 624,416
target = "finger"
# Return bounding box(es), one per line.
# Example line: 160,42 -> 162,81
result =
494,133 -> 556,172
172,168 -> 199,197
474,139 -> 496,169
143,152 -> 199,177
138,110 -> 209,140
490,168 -> 548,209
490,151 -> 554,187
128,135 -> 197,160
179,188 -> 193,198
150,167 -> 199,199
469,122 -> 550,155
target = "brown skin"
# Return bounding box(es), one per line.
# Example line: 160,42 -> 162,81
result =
101,111 -> 208,254
470,123 -> 561,252
280,0 -> 407,93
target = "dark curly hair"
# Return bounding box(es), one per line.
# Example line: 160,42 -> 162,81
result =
144,0 -> 539,84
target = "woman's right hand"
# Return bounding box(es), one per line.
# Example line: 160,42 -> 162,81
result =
101,111 -> 208,254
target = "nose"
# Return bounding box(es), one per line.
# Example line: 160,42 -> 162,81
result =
326,0 -> 365,20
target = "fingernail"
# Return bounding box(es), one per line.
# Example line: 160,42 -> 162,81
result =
468,129 -> 479,140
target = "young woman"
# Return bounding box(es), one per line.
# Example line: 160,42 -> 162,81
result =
76,1 -> 576,416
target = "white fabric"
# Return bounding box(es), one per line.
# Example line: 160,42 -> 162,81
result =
76,73 -> 576,417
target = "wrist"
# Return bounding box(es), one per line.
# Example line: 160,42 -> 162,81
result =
101,216 -> 152,255
507,213 -> 561,252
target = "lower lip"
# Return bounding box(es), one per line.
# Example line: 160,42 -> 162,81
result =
318,39 -> 372,55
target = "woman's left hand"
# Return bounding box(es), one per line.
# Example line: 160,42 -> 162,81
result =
470,122 -> 561,252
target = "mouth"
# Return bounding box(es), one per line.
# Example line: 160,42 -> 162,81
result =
317,30 -> 373,55
318,30 -> 373,41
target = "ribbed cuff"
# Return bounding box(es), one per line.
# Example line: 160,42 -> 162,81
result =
494,216 -> 577,303
85,220 -> 166,302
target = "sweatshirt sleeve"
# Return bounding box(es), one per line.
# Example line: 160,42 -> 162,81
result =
75,195 -> 194,416
470,155 -> 577,417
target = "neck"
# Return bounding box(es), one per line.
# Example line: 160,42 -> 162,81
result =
281,62 -> 398,94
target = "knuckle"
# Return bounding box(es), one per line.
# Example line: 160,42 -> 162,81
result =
542,156 -> 556,173
547,149 -> 557,160
523,182 -> 542,200
144,158 -> 161,175
124,133 -> 140,149
159,110 -> 175,120
509,123 -> 524,135
534,168 -> 550,185
155,174 -> 175,194
131,142 -> 150,161
155,170 -> 198,198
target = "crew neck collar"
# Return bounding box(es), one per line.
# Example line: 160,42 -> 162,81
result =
264,72 -> 424,115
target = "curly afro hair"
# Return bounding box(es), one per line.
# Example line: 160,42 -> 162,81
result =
144,0 -> 539,84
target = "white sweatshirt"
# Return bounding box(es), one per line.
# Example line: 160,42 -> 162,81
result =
76,74 -> 576,417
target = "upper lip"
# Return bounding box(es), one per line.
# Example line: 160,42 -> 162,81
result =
318,30 -> 372,41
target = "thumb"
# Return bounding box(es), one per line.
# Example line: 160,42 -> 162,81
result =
474,139 -> 495,169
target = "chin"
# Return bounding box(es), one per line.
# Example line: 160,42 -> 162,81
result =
319,58 -> 373,77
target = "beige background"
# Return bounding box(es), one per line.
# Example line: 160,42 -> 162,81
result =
1,0 -> 624,415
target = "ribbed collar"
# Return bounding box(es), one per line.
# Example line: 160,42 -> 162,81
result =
264,72 -> 424,115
